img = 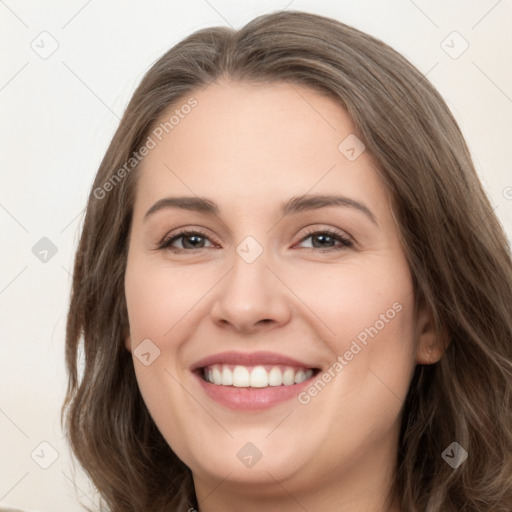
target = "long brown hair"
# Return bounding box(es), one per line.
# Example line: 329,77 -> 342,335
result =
62,10 -> 512,511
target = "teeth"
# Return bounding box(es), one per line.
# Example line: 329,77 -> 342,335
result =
250,366 -> 269,388
232,366 -> 250,387
221,366 -> 233,386
283,367 -> 295,385
294,369 -> 306,384
212,366 -> 222,385
203,364 -> 314,387
268,366 -> 283,386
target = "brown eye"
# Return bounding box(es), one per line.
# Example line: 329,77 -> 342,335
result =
159,230 -> 213,251
297,229 -> 353,251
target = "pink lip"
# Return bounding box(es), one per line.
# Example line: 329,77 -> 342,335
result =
190,350 -> 317,371
190,351 -> 320,411
193,371 -> 317,411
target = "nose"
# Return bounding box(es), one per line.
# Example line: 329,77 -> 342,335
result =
209,249 -> 292,335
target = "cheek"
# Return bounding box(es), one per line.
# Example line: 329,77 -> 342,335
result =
123,257 -> 198,456
291,264 -> 417,461
124,257 -> 210,343
295,256 -> 417,394
286,254 -> 414,342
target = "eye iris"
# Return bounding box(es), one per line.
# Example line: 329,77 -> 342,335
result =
182,234 -> 205,249
312,233 -> 335,248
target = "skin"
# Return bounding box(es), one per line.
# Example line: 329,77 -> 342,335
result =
124,80 -> 444,512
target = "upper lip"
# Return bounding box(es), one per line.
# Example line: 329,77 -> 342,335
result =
190,351 -> 319,371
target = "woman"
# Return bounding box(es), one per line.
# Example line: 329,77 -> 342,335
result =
62,10 -> 512,512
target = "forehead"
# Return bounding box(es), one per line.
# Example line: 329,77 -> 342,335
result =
143,79 -> 355,162
134,79 -> 389,217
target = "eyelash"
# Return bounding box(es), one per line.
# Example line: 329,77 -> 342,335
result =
157,227 -> 353,253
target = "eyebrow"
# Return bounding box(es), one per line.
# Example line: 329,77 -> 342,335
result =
143,194 -> 378,225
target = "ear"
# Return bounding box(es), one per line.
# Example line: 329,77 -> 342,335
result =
415,303 -> 450,365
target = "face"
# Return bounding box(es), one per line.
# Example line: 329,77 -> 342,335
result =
124,80 -> 440,505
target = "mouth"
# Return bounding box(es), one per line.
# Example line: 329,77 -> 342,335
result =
196,364 -> 321,388
190,351 -> 322,410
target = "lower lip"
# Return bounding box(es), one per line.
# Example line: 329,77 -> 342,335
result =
193,371 -> 317,411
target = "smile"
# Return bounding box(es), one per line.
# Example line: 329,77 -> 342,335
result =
202,364 -> 316,388
191,351 -> 322,410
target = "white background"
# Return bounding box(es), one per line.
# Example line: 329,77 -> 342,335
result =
1,1 -> 511,510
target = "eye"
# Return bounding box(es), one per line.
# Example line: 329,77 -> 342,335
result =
158,229 -> 214,252
157,227 -> 353,253
296,228 -> 353,251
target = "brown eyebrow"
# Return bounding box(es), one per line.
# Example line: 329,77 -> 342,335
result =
143,194 -> 378,226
